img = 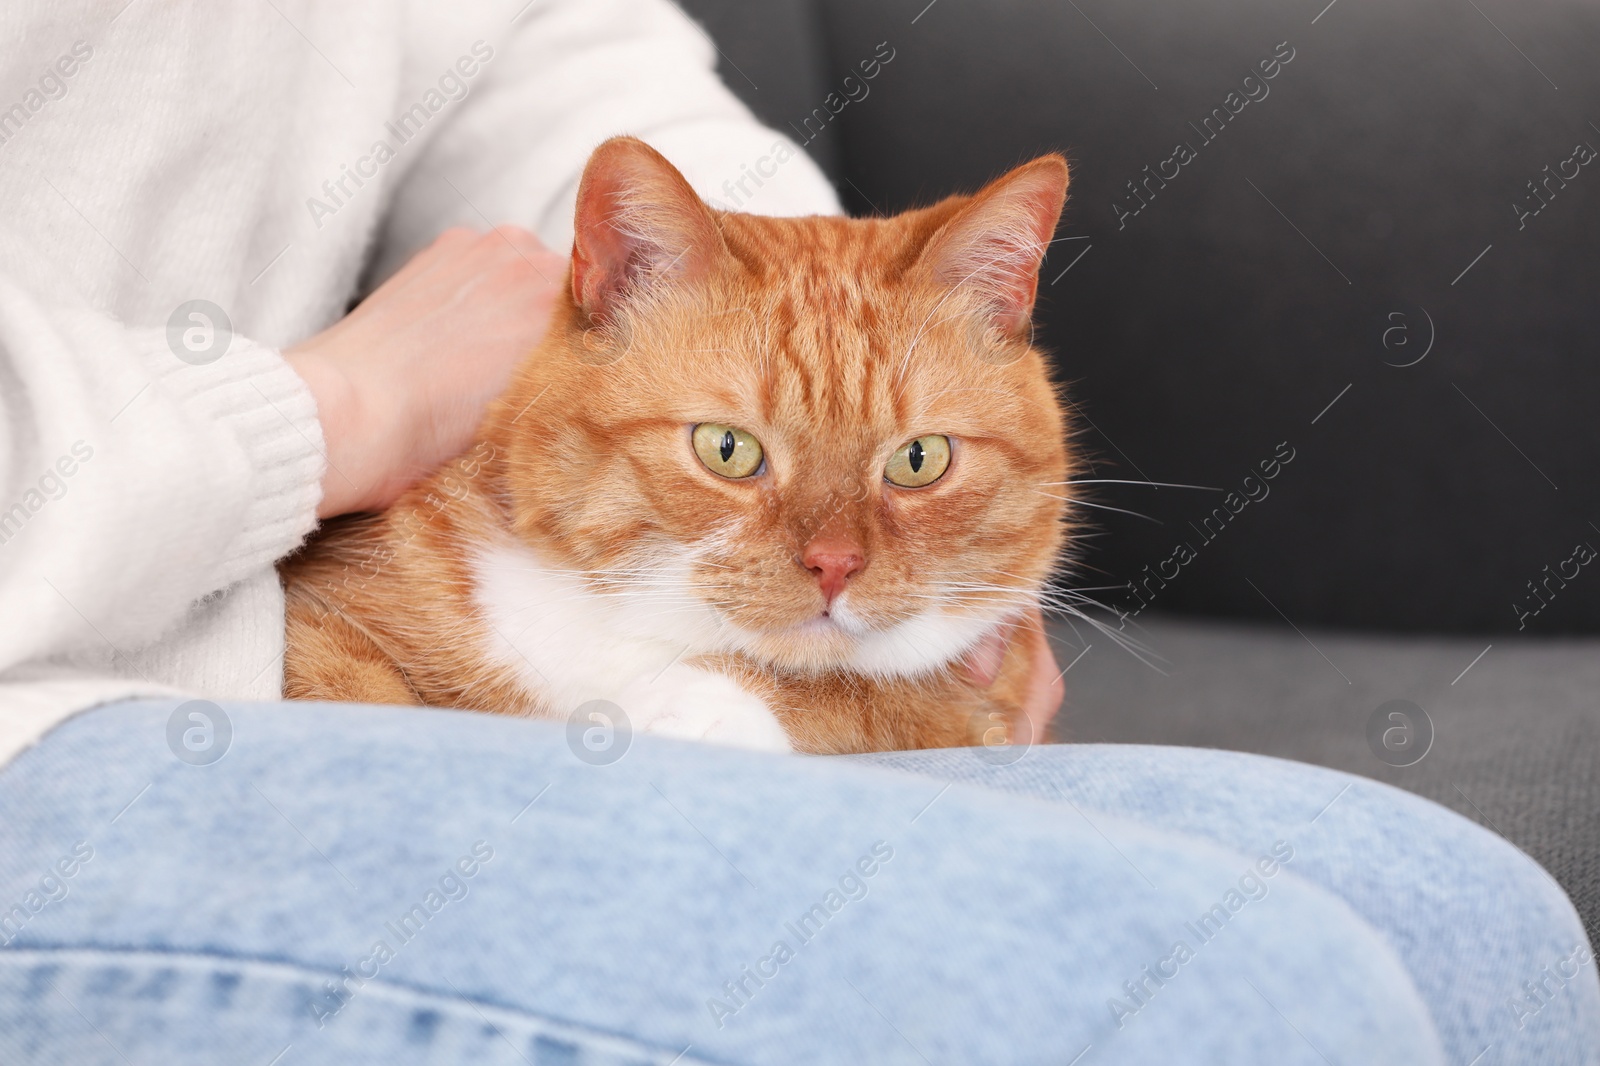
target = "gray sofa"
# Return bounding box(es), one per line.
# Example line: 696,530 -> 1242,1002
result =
678,0 -> 1600,944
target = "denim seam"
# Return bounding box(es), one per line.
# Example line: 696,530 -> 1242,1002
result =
0,944 -> 721,1065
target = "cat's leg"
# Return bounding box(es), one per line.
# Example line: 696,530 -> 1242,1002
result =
612,662 -> 791,752
283,598 -> 420,706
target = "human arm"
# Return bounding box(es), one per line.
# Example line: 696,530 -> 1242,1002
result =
958,608 -> 1066,740
285,224 -> 564,518
0,235 -> 324,675
361,0 -> 842,289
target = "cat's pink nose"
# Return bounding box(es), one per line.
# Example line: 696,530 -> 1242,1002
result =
801,537 -> 865,606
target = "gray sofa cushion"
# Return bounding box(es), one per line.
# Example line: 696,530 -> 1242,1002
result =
1050,615 -> 1600,943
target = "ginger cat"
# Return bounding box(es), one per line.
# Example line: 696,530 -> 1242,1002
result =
281,137 -> 1074,755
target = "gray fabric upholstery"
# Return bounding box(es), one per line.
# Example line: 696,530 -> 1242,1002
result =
1050,615 -> 1600,944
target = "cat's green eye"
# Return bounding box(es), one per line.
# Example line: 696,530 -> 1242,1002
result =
885,435 -> 951,488
692,423 -> 764,479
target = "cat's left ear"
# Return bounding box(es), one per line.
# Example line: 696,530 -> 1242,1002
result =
916,155 -> 1069,338
571,136 -> 728,326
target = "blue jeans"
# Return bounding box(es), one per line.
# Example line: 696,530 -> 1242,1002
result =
0,699 -> 1594,1065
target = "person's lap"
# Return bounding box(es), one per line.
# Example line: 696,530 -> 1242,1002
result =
0,698 -> 1592,1065
851,744 -> 1600,1063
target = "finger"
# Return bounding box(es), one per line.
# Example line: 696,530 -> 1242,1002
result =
955,624 -> 1009,687
1017,611 -> 1065,742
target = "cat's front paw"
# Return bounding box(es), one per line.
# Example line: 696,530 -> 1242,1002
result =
614,664 -> 791,753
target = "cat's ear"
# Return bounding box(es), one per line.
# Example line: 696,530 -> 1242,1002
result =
571,136 -> 727,325
916,155 -> 1069,338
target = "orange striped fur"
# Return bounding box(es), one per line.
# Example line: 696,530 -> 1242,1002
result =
281,138 -> 1074,754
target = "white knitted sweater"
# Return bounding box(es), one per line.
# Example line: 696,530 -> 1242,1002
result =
0,0 -> 840,767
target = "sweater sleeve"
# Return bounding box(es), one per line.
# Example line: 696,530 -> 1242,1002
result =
368,0 -> 844,286
0,246 -> 326,675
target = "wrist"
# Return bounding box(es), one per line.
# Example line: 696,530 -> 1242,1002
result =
285,346 -> 368,518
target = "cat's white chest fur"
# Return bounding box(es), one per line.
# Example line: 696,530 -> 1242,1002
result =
470,540 -> 791,752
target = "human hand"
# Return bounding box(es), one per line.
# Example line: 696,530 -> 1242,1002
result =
286,226 -> 565,519
957,607 -> 1065,743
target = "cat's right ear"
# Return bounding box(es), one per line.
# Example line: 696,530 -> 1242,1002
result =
571,137 -> 727,326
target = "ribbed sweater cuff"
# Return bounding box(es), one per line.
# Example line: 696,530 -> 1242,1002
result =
153,340 -> 327,590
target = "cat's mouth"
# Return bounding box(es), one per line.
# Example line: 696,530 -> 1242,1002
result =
775,614 -> 846,646
744,623 -> 862,674
728,601 -> 877,671
791,610 -> 850,636
732,597 -> 998,678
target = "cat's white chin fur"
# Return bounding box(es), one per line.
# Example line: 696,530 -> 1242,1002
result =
828,597 -> 1005,679
470,538 -> 1010,752
472,539 -> 791,752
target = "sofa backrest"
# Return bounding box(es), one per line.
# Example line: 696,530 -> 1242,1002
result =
678,0 -> 1600,636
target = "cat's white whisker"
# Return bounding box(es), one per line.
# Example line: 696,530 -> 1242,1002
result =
932,568 -> 1166,673
1043,478 -> 1221,491
1034,491 -> 1163,524
1048,603 -> 1167,673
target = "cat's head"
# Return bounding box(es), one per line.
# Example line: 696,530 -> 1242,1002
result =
488,137 -> 1074,679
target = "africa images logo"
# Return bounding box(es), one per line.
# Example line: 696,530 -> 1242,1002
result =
305,41 -> 495,230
